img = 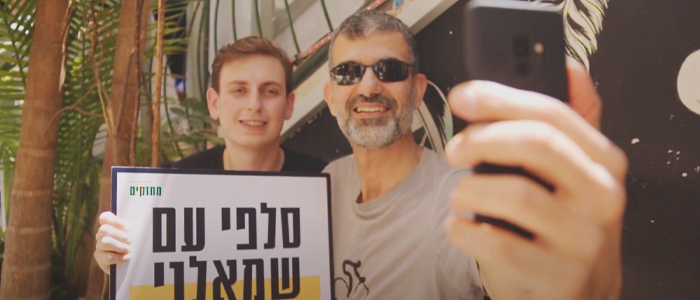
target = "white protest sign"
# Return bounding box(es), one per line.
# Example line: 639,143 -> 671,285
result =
110,167 -> 334,300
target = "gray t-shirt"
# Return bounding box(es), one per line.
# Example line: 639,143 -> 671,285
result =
323,149 -> 485,300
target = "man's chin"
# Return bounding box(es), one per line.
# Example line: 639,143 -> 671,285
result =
353,117 -> 391,127
345,131 -> 397,149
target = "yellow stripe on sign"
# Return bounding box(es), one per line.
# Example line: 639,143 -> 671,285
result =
129,276 -> 320,300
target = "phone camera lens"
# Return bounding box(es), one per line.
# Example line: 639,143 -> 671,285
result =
513,37 -> 530,58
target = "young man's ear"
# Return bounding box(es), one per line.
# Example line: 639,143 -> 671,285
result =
284,91 -> 296,120
323,81 -> 337,117
412,73 -> 428,109
206,87 -> 220,120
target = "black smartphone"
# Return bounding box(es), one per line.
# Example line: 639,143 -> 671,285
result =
462,0 -> 570,240
464,0 -> 569,102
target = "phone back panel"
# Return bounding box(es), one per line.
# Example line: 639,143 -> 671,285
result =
464,0 -> 569,103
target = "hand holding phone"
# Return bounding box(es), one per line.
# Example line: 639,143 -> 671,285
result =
445,2 -> 627,299
462,0 -> 570,240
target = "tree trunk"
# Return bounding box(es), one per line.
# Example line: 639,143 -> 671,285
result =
84,0 -> 150,299
151,0 -> 165,167
0,0 -> 70,299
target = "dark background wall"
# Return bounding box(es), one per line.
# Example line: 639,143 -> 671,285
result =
591,0 -> 700,298
284,0 -> 700,298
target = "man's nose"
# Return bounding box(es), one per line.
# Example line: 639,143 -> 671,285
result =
245,91 -> 263,111
356,67 -> 383,98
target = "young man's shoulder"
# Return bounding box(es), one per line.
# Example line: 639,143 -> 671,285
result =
281,147 -> 328,173
172,146 -> 327,172
171,145 -> 225,170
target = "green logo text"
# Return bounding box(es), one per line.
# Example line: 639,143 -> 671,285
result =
130,186 -> 161,197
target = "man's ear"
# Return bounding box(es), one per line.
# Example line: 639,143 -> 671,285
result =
284,91 -> 295,120
412,74 -> 428,109
323,81 -> 337,117
206,87 -> 220,120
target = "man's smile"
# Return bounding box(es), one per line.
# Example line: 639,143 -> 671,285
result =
352,104 -> 391,118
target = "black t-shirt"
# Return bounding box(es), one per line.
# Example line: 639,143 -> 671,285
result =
171,145 -> 327,173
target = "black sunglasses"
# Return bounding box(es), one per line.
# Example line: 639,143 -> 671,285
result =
330,58 -> 413,85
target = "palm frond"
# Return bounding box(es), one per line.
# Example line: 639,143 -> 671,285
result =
0,0 -> 37,224
532,0 -> 610,70
51,0 -> 122,283
0,0 -> 36,84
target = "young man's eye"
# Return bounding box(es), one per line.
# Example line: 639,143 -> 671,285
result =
264,89 -> 279,96
231,88 -> 246,94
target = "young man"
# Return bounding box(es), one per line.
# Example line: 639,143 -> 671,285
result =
173,36 -> 327,172
323,10 -> 627,300
93,36 -> 327,273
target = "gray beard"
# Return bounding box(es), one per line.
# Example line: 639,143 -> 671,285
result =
337,96 -> 414,149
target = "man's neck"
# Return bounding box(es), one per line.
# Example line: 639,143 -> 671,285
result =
223,140 -> 284,172
353,134 -> 423,203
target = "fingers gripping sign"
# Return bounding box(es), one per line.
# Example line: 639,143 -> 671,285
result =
443,61 -> 628,300
94,211 -> 132,274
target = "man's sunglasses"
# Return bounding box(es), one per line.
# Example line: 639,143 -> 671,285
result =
330,59 -> 413,85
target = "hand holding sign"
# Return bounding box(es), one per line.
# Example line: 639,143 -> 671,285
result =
94,211 -> 132,273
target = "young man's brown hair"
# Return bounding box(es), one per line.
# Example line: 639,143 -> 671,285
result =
210,36 -> 293,95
